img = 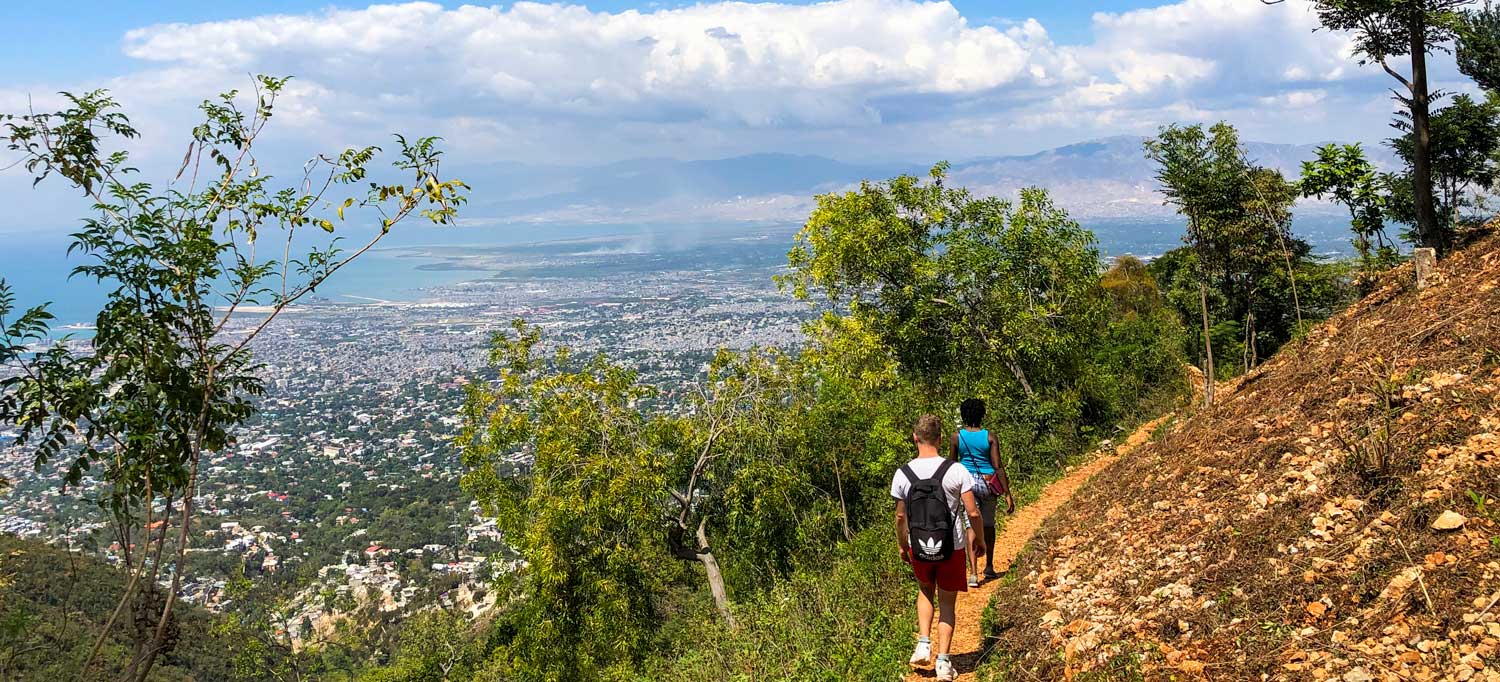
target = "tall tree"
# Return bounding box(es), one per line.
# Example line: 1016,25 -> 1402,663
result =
1269,0 -> 1468,251
1144,124 -> 1244,406
1146,123 -> 1302,386
0,77 -> 467,681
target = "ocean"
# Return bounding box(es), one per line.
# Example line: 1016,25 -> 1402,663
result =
0,216 -> 1358,329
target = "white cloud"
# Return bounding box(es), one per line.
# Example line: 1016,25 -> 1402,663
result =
0,0 -> 1469,181
1259,89 -> 1328,108
1061,0 -> 1356,109
119,0 -> 1055,128
1087,0 -> 1350,80
984,0 -> 1457,151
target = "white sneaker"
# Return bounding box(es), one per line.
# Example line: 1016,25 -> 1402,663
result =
909,640 -> 931,666
935,657 -> 957,681
968,574 -> 980,588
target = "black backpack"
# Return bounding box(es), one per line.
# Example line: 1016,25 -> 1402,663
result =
902,460 -> 956,562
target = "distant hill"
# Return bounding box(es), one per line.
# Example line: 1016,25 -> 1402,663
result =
948,135 -> 1393,220
979,233 -> 1500,680
452,137 -> 1393,225
453,153 -> 910,226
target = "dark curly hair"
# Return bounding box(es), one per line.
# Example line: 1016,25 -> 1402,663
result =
959,398 -> 986,427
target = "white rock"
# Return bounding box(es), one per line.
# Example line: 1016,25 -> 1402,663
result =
1431,510 -> 1467,531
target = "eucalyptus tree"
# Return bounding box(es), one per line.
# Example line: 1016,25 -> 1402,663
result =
0,76 -> 467,681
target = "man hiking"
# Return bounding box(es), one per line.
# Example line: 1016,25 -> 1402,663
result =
893,414 -> 987,681
952,398 -> 1014,583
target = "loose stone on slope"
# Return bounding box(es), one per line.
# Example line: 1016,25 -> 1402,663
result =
1432,510 -> 1468,531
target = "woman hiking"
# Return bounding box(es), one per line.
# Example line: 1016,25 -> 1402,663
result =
951,398 -> 1014,582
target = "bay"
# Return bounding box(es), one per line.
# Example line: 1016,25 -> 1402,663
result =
0,216 -> 1358,329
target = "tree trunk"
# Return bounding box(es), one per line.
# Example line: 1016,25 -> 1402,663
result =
1243,312 -> 1251,374
1249,310 -> 1258,369
1410,12 -> 1442,252
134,415 -> 208,682
834,466 -> 853,542
1244,307 -> 1258,372
1006,361 -> 1035,398
1199,281 -> 1215,407
695,522 -> 736,630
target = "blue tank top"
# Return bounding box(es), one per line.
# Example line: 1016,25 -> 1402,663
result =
957,429 -> 994,476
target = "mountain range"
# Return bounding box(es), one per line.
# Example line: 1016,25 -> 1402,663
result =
452,136 -> 1395,226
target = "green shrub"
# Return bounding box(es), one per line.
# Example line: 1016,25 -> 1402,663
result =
650,521 -> 911,682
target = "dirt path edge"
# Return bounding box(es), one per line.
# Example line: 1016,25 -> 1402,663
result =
906,414 -> 1172,682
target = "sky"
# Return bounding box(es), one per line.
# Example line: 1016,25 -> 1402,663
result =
0,0 -> 1475,204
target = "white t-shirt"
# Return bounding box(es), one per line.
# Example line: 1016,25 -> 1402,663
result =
890,456 -> 973,549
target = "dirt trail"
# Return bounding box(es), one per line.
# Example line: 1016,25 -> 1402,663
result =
907,414 -> 1171,682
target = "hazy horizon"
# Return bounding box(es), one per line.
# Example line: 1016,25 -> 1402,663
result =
0,0 -> 1481,235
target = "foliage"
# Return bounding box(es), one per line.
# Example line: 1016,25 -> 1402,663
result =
780,166 -> 1167,477
1457,2 -> 1500,92
457,321 -> 675,681
1090,258 -> 1190,423
447,166 -> 1190,680
1390,93 -> 1500,230
1144,123 -> 1260,267
1142,121 -> 1246,369
358,610 -> 488,682
783,314 -> 919,543
0,76 -> 467,681
1300,143 -> 1400,285
781,165 -> 1104,399
648,522 -> 911,682
1145,122 -> 1307,391
456,319 -> 926,679
211,570 -> 344,682
1305,0 -> 1466,64
1099,256 -> 1160,317
1295,0 -> 1469,251
0,534 -> 235,681
1148,247 -> 1352,382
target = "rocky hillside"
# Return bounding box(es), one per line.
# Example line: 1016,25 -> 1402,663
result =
984,235 -> 1500,681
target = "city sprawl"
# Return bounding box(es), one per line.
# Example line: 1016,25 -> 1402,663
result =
0,232 -> 814,641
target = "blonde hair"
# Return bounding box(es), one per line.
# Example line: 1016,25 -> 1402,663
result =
913,414 -> 943,446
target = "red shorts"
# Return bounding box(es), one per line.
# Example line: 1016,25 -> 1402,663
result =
906,548 -> 968,592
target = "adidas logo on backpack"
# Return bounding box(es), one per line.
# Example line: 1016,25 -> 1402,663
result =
902,460 -> 956,562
